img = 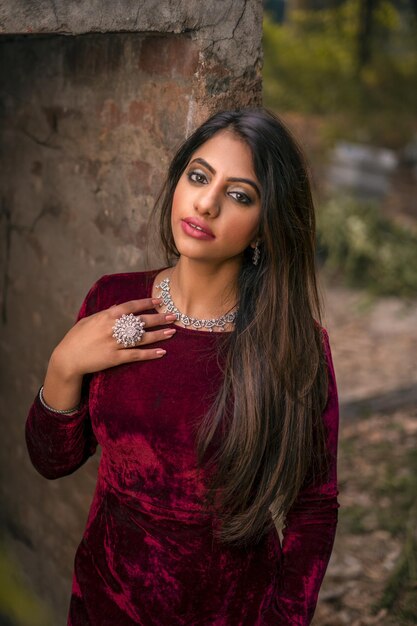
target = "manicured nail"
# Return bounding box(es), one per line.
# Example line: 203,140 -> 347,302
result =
165,314 -> 177,321
164,329 -> 176,336
152,298 -> 162,304
156,349 -> 166,356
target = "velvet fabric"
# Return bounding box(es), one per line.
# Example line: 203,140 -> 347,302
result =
25,269 -> 340,626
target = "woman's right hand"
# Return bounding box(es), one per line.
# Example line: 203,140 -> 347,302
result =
50,297 -> 176,381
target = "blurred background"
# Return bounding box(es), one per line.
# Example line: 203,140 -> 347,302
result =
1,0 -> 416,624
263,0 -> 417,623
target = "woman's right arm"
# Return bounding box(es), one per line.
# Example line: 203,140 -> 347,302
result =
25,279 -> 102,479
25,276 -> 177,480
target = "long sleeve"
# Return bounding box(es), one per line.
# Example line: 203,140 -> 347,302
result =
25,279 -> 102,480
270,328 -> 340,625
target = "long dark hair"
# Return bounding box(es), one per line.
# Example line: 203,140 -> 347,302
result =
149,108 -> 329,547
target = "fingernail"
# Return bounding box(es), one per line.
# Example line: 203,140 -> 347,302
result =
156,349 -> 166,356
164,329 -> 176,336
152,298 -> 162,304
165,314 -> 177,321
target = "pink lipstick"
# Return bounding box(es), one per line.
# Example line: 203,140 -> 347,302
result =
181,218 -> 215,240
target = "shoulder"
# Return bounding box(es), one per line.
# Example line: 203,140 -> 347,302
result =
76,268 -> 163,319
95,269 -> 156,301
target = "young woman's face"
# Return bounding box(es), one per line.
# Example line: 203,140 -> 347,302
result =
171,130 -> 262,264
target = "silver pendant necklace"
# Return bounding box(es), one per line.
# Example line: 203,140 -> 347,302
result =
154,276 -> 238,332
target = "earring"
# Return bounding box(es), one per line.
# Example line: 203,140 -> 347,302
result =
252,241 -> 260,266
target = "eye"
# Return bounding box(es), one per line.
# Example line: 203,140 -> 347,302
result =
187,170 -> 208,184
228,190 -> 252,205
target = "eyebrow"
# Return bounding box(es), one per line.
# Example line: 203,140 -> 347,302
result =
189,157 -> 261,198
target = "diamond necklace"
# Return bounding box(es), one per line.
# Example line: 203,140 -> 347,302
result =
154,276 -> 238,332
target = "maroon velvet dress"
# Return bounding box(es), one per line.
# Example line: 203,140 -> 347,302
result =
25,269 -> 340,626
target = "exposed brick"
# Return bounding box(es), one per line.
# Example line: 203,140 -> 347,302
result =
128,159 -> 155,196
139,35 -> 199,79
99,99 -> 123,131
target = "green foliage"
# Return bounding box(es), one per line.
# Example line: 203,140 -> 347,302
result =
263,6 -> 356,114
263,1 -> 417,145
317,195 -> 417,297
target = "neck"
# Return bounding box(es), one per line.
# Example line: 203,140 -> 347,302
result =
168,257 -> 240,319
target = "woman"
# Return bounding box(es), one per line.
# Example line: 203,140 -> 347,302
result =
25,108 -> 340,626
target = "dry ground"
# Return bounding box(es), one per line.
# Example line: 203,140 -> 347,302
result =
311,281 -> 417,625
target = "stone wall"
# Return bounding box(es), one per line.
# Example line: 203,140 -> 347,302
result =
0,1 -> 262,622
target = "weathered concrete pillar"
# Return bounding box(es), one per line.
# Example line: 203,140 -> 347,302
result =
0,1 -> 262,622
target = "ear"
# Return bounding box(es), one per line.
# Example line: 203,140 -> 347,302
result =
250,239 -> 261,249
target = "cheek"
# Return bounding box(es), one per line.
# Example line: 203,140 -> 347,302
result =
227,212 -> 260,243
170,189 -> 182,234
170,185 -> 188,243
171,178 -> 189,215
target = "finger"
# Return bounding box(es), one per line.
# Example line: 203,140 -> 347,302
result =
138,328 -> 177,346
118,346 -> 167,362
111,327 -> 176,349
108,303 -> 177,329
139,312 -> 177,328
110,298 -> 163,316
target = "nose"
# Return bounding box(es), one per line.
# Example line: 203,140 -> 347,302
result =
193,184 -> 221,218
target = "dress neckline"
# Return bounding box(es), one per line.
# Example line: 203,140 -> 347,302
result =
146,267 -> 234,337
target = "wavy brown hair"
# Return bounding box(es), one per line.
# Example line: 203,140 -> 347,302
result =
149,108 -> 330,548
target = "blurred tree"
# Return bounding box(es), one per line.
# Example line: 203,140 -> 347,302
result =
264,0 -> 287,22
358,0 -> 378,70
263,0 -> 417,145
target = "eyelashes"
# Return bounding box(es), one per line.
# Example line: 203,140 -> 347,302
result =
228,191 -> 251,205
186,170 -> 253,205
188,171 -> 207,185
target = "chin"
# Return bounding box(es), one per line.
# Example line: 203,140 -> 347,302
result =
172,233 -> 210,258
176,250 -> 214,263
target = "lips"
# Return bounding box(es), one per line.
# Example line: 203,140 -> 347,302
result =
182,217 -> 215,238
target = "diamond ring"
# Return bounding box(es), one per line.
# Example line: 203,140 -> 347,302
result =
112,313 -> 146,348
